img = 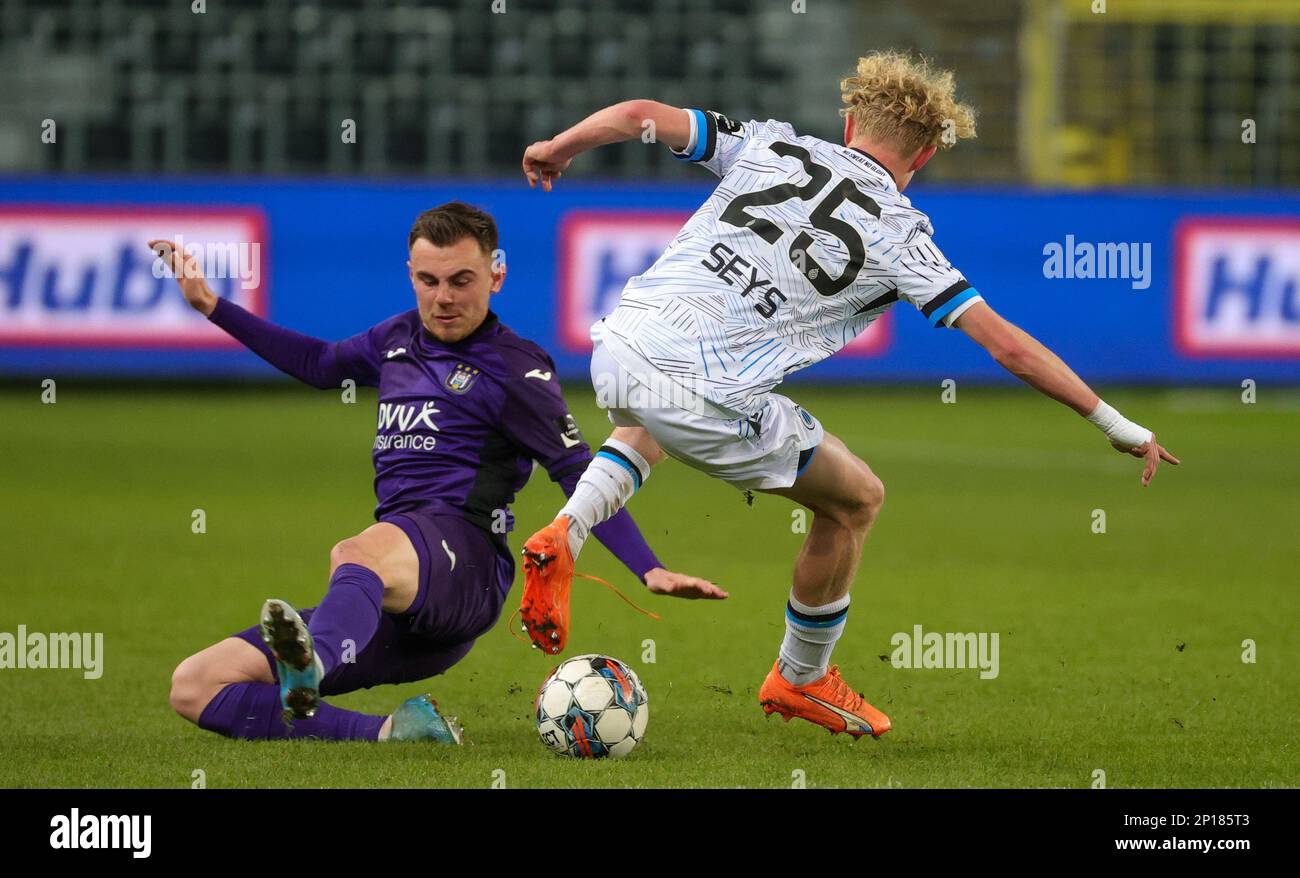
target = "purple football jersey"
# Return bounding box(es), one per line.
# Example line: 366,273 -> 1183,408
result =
331,309 -> 588,533
207,298 -> 661,579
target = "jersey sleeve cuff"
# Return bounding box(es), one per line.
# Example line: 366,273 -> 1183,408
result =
940,292 -> 982,328
206,294 -> 236,325
922,281 -> 980,328
670,109 -> 713,162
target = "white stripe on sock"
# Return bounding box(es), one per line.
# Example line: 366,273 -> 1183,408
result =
779,592 -> 851,686
602,437 -> 651,484
558,443 -> 648,559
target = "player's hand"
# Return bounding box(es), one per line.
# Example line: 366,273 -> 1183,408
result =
522,140 -> 571,191
643,567 -> 729,600
147,239 -> 218,317
1110,434 -> 1180,487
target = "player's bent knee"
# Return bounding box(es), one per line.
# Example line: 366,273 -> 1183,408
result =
610,425 -> 666,467
329,537 -> 379,574
862,469 -> 886,515
169,654 -> 214,723
331,526 -> 420,612
836,468 -> 884,533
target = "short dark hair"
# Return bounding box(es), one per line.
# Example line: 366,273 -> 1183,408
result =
408,202 -> 498,255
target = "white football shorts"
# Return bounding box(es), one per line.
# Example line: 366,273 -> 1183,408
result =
589,330 -> 824,491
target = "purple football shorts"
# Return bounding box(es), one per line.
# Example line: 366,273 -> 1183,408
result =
233,510 -> 515,694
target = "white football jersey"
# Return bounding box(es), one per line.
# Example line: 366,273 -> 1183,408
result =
598,109 -> 983,417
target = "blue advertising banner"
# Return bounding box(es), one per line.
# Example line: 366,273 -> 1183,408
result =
1,175 -> 1298,384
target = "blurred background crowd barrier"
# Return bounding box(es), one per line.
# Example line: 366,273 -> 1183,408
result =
1,0 -> 1297,382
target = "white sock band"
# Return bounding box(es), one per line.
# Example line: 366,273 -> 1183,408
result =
559,438 -> 651,559
779,592 -> 851,686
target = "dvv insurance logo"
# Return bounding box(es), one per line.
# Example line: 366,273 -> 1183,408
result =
0,205 -> 267,347
1174,217 -> 1300,358
557,210 -> 890,355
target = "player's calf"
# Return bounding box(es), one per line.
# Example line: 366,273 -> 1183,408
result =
767,435 -> 884,608
171,625 -> 464,743
763,434 -> 885,693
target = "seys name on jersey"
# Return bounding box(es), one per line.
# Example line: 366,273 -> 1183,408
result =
700,242 -> 892,356
701,242 -> 788,318
374,401 -> 440,452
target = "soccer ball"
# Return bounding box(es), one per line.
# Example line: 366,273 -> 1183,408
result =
535,654 -> 648,758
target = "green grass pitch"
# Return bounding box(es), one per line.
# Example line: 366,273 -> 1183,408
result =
1,383 -> 1295,788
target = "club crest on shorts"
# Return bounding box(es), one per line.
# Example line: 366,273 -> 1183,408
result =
445,363 -> 480,394
796,406 -> 815,430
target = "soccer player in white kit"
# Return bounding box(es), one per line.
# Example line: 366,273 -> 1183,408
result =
517,52 -> 1179,739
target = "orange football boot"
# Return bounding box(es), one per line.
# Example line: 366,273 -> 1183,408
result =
758,661 -> 892,738
519,517 -> 575,654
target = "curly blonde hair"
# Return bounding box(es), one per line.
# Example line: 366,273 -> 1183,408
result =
839,51 -> 977,154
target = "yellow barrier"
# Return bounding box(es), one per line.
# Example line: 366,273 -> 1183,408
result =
1063,0 -> 1300,25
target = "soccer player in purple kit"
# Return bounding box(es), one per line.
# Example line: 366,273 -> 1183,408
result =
156,202 -> 720,744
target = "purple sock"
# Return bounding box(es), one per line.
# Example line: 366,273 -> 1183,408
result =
197,682 -> 385,741
309,563 -> 386,676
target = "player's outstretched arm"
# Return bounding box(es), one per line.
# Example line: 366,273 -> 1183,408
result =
555,471 -> 728,600
642,567 -> 729,600
522,100 -> 692,191
954,300 -> 1180,486
148,239 -> 374,389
